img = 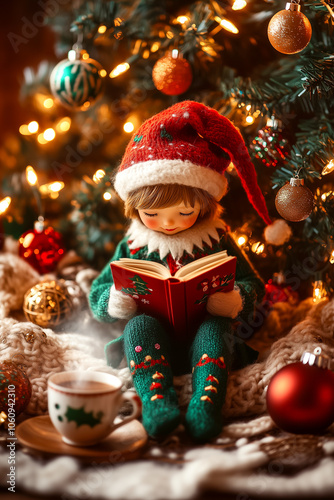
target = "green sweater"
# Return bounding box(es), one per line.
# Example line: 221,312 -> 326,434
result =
89,223 -> 265,330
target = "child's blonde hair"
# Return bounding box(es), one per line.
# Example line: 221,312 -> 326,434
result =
124,184 -> 222,221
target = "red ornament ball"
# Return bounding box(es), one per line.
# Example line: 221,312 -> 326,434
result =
266,361 -> 334,434
268,8 -> 312,55
19,223 -> 66,274
275,178 -> 314,222
0,361 -> 32,416
264,279 -> 299,308
152,55 -> 192,96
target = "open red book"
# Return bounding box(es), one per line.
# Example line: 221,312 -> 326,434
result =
110,251 -> 236,341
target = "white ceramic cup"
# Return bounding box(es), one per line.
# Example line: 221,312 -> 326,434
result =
48,371 -> 141,446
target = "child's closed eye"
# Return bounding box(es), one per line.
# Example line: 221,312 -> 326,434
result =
180,211 -> 194,216
143,212 -> 157,217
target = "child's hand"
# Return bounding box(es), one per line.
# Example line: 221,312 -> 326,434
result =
108,285 -> 137,320
206,289 -> 243,319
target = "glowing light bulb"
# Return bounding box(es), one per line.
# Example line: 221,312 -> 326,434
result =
49,181 -> 64,192
237,235 -> 247,246
43,128 -> 56,141
56,117 -> 71,133
330,250 -> 334,264
103,192 -> 112,200
214,16 -> 239,34
93,169 -> 106,183
39,181 -> 65,196
322,159 -> 334,176
27,121 -> 39,133
321,191 -> 333,201
312,280 -> 326,303
43,98 -> 54,109
37,133 -> 48,145
19,124 -> 30,135
123,122 -> 134,133
232,0 -> 247,10
176,16 -> 189,24
82,52 -> 89,60
26,166 -> 38,186
246,115 -> 254,124
98,25 -> 107,34
151,42 -> 160,52
99,69 -> 107,77
109,62 -> 130,78
0,196 -> 11,215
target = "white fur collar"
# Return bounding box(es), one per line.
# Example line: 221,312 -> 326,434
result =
126,218 -> 226,260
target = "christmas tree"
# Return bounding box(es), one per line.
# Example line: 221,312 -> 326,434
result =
2,0 -> 334,301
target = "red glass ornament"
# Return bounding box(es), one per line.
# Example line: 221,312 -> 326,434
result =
19,220 -> 66,274
264,278 -> 299,308
266,349 -> 334,434
152,53 -> 192,96
0,361 -> 32,416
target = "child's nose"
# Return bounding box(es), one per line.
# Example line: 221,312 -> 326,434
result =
164,216 -> 175,226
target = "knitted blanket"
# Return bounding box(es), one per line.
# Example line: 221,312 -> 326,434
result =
1,248 -> 334,499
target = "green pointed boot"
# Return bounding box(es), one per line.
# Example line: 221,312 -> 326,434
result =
123,314 -> 181,439
185,316 -> 234,442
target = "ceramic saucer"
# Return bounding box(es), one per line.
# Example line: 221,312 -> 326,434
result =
16,416 -> 148,462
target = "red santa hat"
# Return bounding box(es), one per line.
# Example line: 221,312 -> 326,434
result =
114,100 -> 271,225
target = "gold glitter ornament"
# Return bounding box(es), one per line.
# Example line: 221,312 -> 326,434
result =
268,2 -> 312,55
152,52 -> 192,96
275,178 -> 314,222
23,280 -> 73,328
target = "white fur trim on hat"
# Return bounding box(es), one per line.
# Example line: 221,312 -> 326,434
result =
114,159 -> 227,201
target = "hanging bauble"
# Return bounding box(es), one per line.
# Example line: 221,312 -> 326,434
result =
0,360 -> 32,416
50,49 -> 104,111
23,279 -> 73,328
18,218 -> 66,274
266,348 -> 334,434
275,178 -> 314,222
250,117 -> 290,167
264,272 -> 299,308
152,52 -> 192,96
267,2 -> 312,55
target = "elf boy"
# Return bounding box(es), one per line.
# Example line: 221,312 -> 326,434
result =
89,100 -> 271,442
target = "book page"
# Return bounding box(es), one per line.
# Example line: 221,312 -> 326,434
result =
174,250 -> 228,279
116,258 -> 171,279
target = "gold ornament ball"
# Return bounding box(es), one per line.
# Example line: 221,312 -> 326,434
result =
23,280 -> 73,328
275,179 -> 314,222
152,55 -> 192,96
268,9 -> 312,54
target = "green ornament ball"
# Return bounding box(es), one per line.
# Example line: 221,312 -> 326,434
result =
50,50 -> 104,111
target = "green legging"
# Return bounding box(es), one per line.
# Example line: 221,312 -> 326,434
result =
111,313 -> 257,441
